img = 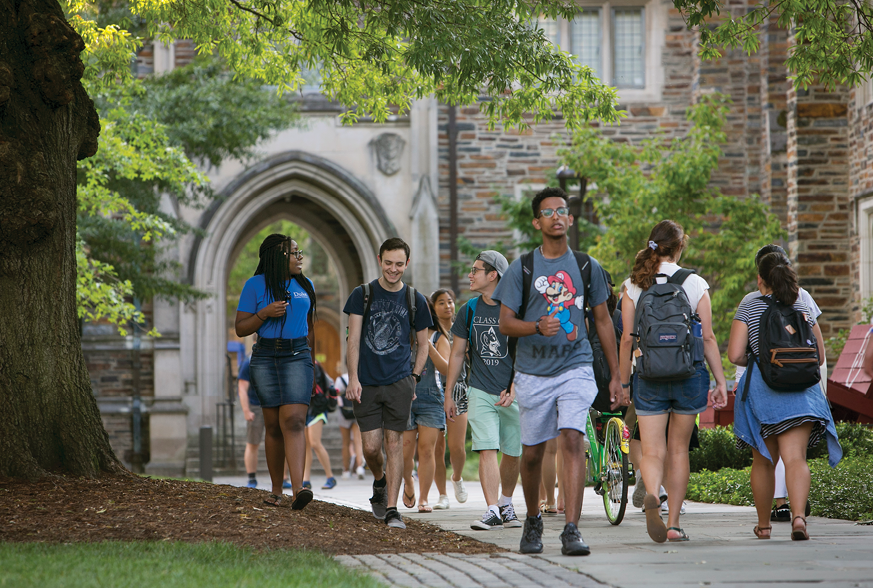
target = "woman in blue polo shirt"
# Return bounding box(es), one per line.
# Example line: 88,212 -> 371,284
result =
235,234 -> 317,511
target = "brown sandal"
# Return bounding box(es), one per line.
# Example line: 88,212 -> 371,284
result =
791,516 -> 809,541
753,525 -> 772,539
644,493 -> 668,543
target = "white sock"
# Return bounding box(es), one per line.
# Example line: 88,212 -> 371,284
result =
497,495 -> 512,507
489,505 -> 501,518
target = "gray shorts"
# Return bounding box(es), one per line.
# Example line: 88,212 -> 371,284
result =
513,365 -> 597,447
246,406 -> 265,445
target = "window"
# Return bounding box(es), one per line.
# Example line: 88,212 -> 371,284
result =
571,10 -> 602,79
535,17 -> 560,47
612,8 -> 645,88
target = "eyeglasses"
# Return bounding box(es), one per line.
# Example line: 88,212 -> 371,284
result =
285,250 -> 304,259
469,267 -> 488,275
538,207 -> 570,218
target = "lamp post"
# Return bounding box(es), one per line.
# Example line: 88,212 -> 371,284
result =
556,166 -> 589,251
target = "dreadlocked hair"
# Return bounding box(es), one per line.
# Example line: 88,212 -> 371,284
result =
630,220 -> 689,291
253,234 -> 317,333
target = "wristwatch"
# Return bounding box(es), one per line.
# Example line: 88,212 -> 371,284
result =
412,373 -> 422,383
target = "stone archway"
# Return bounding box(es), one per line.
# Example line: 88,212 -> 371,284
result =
187,151 -> 396,426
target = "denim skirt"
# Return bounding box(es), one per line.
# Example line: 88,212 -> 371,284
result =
633,362 -> 709,416
249,337 -> 313,408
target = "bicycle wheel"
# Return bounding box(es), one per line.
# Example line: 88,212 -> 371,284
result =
601,417 -> 629,525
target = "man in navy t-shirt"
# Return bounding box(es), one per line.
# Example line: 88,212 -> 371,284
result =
343,237 -> 432,530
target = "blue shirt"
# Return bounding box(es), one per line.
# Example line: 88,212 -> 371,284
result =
237,275 -> 312,340
238,358 -> 258,407
492,248 -> 610,377
343,281 -> 433,387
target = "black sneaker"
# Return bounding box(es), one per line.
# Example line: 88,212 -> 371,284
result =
500,503 -> 522,528
771,504 -> 791,522
370,482 -> 388,520
560,522 -> 591,556
471,509 -> 504,530
385,509 -> 406,529
519,516 -> 543,554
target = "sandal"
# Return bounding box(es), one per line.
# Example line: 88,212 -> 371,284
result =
291,488 -> 313,510
403,487 -> 416,509
791,515 -> 809,541
753,525 -> 772,539
263,493 -> 286,508
667,527 -> 690,542
540,503 -> 558,515
418,503 -> 433,513
644,493 -> 667,543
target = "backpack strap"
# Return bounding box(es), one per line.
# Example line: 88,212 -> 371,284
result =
741,358 -> 755,401
361,281 -> 374,321
406,285 -> 417,346
573,251 -> 592,311
667,268 -> 696,286
466,296 -> 480,344
520,251 -> 535,319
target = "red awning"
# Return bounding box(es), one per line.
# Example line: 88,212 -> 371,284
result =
827,324 -> 873,422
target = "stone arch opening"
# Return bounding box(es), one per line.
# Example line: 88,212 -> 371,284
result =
188,151 -> 395,425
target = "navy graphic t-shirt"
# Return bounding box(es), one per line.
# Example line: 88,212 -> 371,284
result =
238,357 -> 259,407
343,280 -> 432,386
451,298 -> 513,395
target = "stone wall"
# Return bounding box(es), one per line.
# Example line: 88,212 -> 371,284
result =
786,81 -> 853,336
848,84 -> 873,316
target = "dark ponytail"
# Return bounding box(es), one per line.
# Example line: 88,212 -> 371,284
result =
630,220 -> 689,290
758,252 -> 799,306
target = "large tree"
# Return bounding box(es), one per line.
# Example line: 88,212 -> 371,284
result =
0,0 -> 621,479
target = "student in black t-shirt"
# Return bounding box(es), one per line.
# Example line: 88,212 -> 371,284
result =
343,238 -> 432,530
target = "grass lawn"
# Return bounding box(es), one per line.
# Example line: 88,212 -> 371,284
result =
0,541 -> 384,588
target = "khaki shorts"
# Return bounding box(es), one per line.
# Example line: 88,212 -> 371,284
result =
354,376 -> 415,433
246,406 -> 265,445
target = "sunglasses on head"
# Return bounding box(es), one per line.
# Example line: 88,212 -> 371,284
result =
538,207 -> 570,218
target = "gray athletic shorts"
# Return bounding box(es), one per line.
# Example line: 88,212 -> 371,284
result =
513,365 -> 597,447
246,406 -> 265,445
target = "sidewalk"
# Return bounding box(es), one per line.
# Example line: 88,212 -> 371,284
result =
215,474 -> 873,588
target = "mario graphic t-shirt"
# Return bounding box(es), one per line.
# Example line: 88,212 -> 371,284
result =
492,248 -> 610,377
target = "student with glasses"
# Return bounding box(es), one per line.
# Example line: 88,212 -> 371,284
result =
493,187 -> 621,556
235,234 -> 318,510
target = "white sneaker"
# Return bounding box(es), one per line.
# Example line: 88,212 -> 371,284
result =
356,466 -> 365,480
662,501 -> 686,515
341,470 -> 352,480
433,494 -> 450,510
452,478 -> 468,503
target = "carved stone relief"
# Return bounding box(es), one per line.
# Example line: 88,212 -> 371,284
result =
370,133 -> 405,176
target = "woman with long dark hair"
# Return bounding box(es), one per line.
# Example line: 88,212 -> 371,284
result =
402,296 -> 450,512
235,234 -> 317,510
728,252 -> 841,540
618,220 -> 727,543
431,289 -> 469,509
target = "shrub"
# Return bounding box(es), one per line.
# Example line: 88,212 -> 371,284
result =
690,426 -> 752,473
687,455 -> 873,521
808,422 -> 873,460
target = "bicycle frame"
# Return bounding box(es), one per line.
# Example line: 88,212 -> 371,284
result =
585,409 -> 629,485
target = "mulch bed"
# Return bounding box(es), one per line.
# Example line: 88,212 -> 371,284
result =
0,475 -> 502,555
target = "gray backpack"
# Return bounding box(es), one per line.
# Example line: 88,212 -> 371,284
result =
632,270 -> 699,381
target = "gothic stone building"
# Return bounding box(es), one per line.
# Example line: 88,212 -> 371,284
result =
84,0 -> 873,474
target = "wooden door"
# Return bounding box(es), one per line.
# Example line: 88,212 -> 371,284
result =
313,320 -> 341,380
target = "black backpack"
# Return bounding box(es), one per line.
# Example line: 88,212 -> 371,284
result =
588,306 -> 623,412
632,269 -> 700,381
741,296 -> 820,400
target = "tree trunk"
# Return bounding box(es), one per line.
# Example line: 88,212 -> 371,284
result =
0,0 -> 123,478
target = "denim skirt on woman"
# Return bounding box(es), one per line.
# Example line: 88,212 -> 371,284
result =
633,362 -> 710,416
249,337 -> 313,408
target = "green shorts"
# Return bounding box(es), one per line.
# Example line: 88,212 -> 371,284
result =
467,386 -> 522,457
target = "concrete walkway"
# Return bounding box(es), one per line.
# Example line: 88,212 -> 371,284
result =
215,474 -> 873,588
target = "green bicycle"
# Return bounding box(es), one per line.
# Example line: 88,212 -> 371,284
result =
585,408 -> 632,525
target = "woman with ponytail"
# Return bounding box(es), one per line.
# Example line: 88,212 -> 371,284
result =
235,234 -> 318,510
728,252 -> 842,541
618,220 -> 728,543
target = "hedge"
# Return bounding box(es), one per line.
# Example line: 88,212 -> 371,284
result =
686,455 -> 873,521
